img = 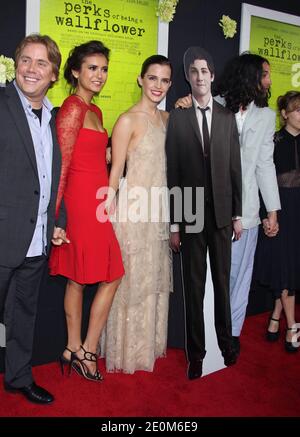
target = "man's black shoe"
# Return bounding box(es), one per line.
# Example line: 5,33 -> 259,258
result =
187,359 -> 203,380
222,348 -> 238,367
232,336 -> 240,356
4,382 -> 54,404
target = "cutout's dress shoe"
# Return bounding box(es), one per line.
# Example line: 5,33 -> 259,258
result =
4,382 -> 54,404
222,348 -> 238,367
232,336 -> 240,355
187,359 -> 203,380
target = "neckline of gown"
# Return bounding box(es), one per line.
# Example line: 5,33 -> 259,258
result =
81,127 -> 107,134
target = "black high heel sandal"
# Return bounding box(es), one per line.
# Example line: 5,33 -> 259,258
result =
59,347 -> 76,376
72,345 -> 103,382
285,327 -> 299,353
266,317 -> 280,342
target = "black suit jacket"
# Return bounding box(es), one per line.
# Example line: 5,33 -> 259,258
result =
165,100 -> 242,230
0,83 -> 65,267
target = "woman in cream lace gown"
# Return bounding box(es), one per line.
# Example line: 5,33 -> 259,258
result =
100,55 -> 173,373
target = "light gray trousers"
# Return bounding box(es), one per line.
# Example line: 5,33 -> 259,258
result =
230,226 -> 259,337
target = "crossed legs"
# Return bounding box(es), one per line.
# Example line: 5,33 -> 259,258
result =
63,277 -> 121,375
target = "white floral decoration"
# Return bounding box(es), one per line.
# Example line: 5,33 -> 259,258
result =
0,55 -> 15,85
156,0 -> 179,23
219,15 -> 237,39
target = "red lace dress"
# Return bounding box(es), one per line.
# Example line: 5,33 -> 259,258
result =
49,95 -> 124,284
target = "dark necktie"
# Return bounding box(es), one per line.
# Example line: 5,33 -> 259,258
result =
199,107 -> 210,157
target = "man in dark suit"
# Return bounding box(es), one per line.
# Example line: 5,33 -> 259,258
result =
165,47 -> 242,380
0,34 -> 67,403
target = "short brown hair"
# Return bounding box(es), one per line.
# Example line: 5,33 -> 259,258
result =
15,34 -> 61,82
277,90 -> 300,125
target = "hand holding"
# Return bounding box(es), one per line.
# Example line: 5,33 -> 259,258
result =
106,146 -> 112,165
264,211 -> 279,237
105,197 -> 116,217
175,94 -> 192,109
232,219 -> 243,241
262,218 -> 279,237
170,232 -> 181,252
52,227 -> 70,246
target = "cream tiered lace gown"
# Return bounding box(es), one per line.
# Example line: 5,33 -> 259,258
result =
100,112 -> 172,373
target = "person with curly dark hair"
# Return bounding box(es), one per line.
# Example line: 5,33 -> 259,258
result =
214,53 -> 271,111
215,53 -> 281,355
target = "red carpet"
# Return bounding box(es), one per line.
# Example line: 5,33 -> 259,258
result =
0,307 -> 299,417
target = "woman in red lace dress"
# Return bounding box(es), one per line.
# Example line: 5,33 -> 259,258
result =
49,41 -> 124,381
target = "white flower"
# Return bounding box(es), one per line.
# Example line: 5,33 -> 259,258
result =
156,0 -> 179,23
0,55 -> 15,84
0,64 -> 6,84
219,15 -> 237,39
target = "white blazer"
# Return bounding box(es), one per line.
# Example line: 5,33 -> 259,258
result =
239,103 -> 281,229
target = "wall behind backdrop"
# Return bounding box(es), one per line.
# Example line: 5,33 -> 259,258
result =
0,0 -> 299,367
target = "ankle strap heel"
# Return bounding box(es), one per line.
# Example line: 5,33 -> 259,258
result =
266,316 -> 280,342
59,347 -> 78,376
72,345 -> 103,382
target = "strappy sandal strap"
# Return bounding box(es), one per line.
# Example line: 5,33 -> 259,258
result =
72,360 -> 103,381
80,345 -> 98,362
65,346 -> 76,354
71,345 -> 103,381
269,317 -> 280,322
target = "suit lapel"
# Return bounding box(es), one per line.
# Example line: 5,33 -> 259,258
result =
210,100 -> 223,149
187,106 -> 203,146
240,103 -> 258,146
5,83 -> 38,178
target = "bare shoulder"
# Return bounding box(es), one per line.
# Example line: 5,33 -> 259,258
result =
124,107 -> 150,127
127,107 -> 148,120
114,111 -> 136,130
